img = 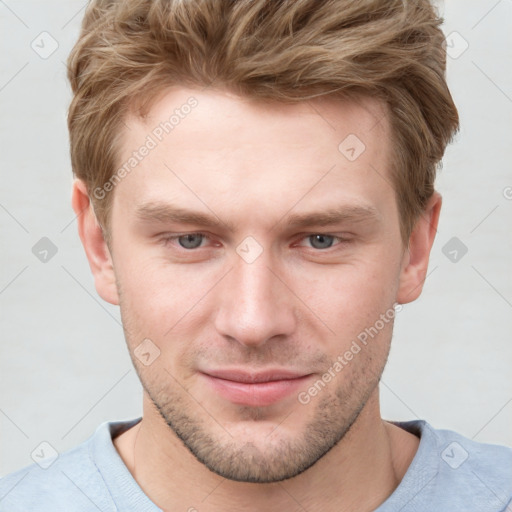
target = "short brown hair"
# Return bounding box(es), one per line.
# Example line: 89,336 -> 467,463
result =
67,0 -> 459,243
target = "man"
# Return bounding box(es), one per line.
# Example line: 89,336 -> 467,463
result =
1,0 -> 511,510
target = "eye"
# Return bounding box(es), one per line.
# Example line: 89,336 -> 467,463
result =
159,232 -> 348,252
177,233 -> 205,249
307,234 -> 337,250
161,233 -> 210,250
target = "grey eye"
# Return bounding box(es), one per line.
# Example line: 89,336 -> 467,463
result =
178,234 -> 204,249
309,234 -> 335,250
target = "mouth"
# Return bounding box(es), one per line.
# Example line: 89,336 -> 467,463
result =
199,369 -> 313,407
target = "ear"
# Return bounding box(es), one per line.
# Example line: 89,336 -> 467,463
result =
396,192 -> 442,304
71,179 -> 119,305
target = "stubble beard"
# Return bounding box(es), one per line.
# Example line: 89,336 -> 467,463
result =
137,354 -> 387,483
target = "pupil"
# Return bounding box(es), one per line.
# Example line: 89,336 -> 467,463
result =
311,234 -> 333,249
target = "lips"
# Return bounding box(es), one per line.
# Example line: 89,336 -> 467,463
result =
199,369 -> 312,407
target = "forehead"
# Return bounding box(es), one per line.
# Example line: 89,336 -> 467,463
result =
113,87 -> 394,231
136,87 -> 389,152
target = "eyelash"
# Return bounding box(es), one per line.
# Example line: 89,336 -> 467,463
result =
159,232 -> 350,251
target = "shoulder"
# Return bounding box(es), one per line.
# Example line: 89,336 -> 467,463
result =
426,422 -> 512,486
390,420 -> 512,511
0,419 -> 135,512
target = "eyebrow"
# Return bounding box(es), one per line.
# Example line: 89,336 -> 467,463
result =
280,205 -> 381,230
135,203 -> 229,229
134,202 -> 381,232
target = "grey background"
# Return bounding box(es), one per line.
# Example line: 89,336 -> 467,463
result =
1,0 -> 511,476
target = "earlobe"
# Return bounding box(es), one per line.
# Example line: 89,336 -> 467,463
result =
71,179 -> 119,305
396,192 -> 442,304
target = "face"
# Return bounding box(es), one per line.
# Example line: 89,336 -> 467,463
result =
102,87 -> 409,482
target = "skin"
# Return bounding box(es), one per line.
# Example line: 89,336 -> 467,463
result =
72,86 -> 441,511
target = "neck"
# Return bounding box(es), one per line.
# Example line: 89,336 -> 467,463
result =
114,390 -> 419,512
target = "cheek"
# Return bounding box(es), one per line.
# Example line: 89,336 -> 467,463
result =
115,254 -> 220,345
291,256 -> 399,337
115,265 -> 204,383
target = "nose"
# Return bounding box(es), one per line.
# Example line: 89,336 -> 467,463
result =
214,249 -> 296,348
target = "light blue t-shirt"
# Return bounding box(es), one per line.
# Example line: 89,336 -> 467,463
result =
1,417 -> 511,511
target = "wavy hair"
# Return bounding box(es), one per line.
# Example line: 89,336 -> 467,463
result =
67,0 -> 459,242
